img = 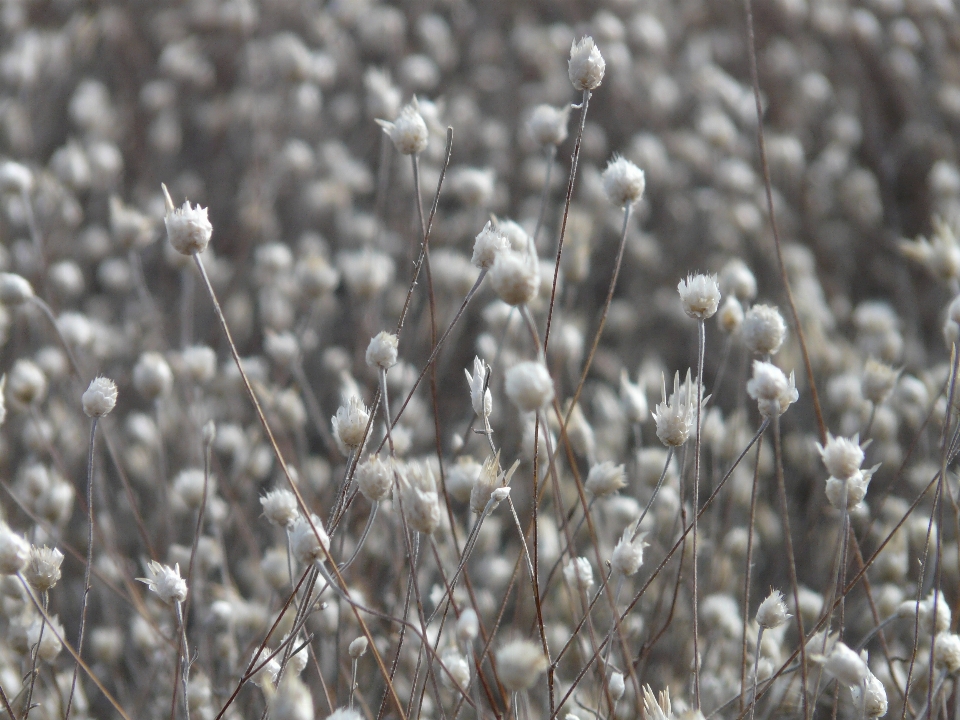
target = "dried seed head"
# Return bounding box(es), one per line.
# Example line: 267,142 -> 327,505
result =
602,155 -> 646,207
653,370 -> 701,447
817,433 -> 864,480
162,184 -> 212,256
8,359 -> 47,407
527,104 -> 571,147
0,272 -> 34,305
934,632 -> 960,674
457,609 -> 479,644
563,556 -> 594,591
504,361 -> 554,412
133,352 -> 173,400
742,304 -> 787,356
678,273 -> 721,320
82,376 -> 118,417
471,221 -> 508,270
376,98 -> 429,155
0,524 -> 29,574
611,529 -> 648,576
172,469 -> 210,510
365,331 -> 398,370
718,296 -> 744,334
260,488 -> 299,527
356,455 -> 393,503
490,246 -> 540,306
746,360 -> 798,418
138,560 -> 187,604
495,639 -> 548,691
568,36 -> 606,91
609,672 -> 626,702
332,396 -> 370,450
585,461 -> 626,497
756,589 -> 791,629
289,514 -> 331,565
862,358 -> 899,405
348,636 -> 368,659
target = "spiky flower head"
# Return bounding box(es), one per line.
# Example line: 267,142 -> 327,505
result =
568,36 -> 605,91
652,370 -> 703,447
678,273 -> 721,320
756,589 -> 791,629
138,560 -> 187,604
162,183 -> 212,256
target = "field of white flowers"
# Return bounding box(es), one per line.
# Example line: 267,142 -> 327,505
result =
0,1 -> 958,720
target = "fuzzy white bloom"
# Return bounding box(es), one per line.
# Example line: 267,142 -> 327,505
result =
563,556 -> 594,590
471,221 -> 509,269
172,468 -> 209,509
265,331 -> 300,367
527,104 -> 570,147
825,466 -> 878,510
356,455 -> 393,503
746,361 -> 798,418
935,632 -> 960,673
609,672 -> 626,702
900,216 -> 960,282
133,352 -> 173,400
398,461 -> 441,534
365,331 -> 398,370
138,560 -> 187,604
289,514 -> 331,565
602,155 -> 646,207
653,370 -> 702,447
465,356 -> 492,419
814,641 -> 870,688
756,589 -> 791,629
348,636 -> 368,659
8,359 -> 47,407
678,273 -> 721,320
82,376 -> 118,417
490,246 -> 540,306
861,359 -> 898,405
897,592 -> 952,635
0,160 -> 33,192
719,259 -> 757,302
585,461 -> 626,497
470,454 -> 498,514
182,345 -> 217,384
742,304 -> 787,356
0,272 -> 34,305
568,36 -> 605,91
332,396 -> 370,449
817,433 -> 864,480
620,369 -> 648,424
162,184 -> 212,256
504,361 -> 555,412
260,488 -> 299,527
495,639 -> 548,692
611,529 -> 648,576
23,545 -> 63,592
861,673 -> 888,718
270,676 -> 314,720
440,648 -> 471,690
457,609 -> 480,644
0,524 -> 29,574
376,99 -> 429,155
28,614 -> 63,663
718,296 -> 744,334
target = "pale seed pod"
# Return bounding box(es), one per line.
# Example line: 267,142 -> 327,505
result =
82,376 -> 118,417
568,36 -> 606,91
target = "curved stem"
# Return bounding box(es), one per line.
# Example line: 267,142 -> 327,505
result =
338,501 -> 379,572
533,145 -> 557,251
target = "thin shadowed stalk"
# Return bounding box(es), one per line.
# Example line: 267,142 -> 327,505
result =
771,416 -> 809,720
692,317 -> 706,708
740,433 -> 764,711
544,88 -> 591,354
63,417 -> 100,720
533,144 -> 557,251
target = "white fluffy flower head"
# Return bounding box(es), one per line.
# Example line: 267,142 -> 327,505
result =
376,98 -> 429,155
471,221 -> 508,269
504,361 -> 554,412
678,273 -> 721,320
746,360 -> 798,418
756,589 -> 791,629
611,529 -> 648,576
743,304 -> 786,356
289,514 -> 331,565
585,461 -> 626,497
568,36 -> 605,91
527,104 -> 570,147
162,184 -> 212,256
332,396 -> 370,450
366,331 -> 398,370
82,376 -> 118,417
653,370 -> 702,447
138,560 -> 188,604
465,356 -> 492,419
495,639 -> 548,692
260,488 -> 299,527
602,155 -> 646,207
817,433 -> 864,480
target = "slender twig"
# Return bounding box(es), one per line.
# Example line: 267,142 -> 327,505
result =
63,417 -> 100,720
